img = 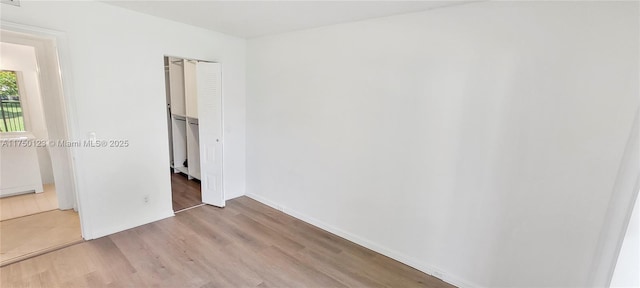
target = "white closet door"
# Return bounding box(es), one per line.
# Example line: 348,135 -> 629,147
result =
196,62 -> 224,207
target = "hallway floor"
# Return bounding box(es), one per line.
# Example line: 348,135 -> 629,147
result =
0,184 -> 58,221
0,209 -> 82,266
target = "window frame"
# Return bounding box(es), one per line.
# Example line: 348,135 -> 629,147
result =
0,70 -> 32,138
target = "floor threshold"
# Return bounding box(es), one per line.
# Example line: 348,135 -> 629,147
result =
0,238 -> 84,267
174,203 -> 205,214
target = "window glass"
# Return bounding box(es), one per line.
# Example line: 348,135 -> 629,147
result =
0,70 -> 25,132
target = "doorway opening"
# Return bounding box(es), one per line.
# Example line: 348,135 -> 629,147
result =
0,28 -> 82,266
166,56 -> 202,212
0,52 -> 56,216
164,56 -> 225,212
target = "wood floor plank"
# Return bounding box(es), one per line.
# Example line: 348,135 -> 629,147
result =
171,173 -> 202,212
230,197 -> 346,254
160,223 -> 263,288
1,196 -> 456,288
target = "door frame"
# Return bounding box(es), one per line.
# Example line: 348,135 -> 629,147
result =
1,21 -> 87,238
588,108 -> 640,286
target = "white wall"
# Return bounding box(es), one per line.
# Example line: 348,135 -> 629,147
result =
1,1 -> 246,239
0,42 -> 55,184
246,2 -> 638,287
611,194 -> 640,288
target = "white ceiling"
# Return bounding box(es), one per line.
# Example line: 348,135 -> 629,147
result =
106,1 -> 473,38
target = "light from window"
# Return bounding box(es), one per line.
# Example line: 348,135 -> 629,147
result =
0,70 -> 25,132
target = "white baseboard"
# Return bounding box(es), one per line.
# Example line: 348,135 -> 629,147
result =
87,210 -> 175,240
246,193 -> 482,288
0,185 -> 44,197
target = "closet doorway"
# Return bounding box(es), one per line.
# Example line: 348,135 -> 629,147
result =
164,56 -> 225,212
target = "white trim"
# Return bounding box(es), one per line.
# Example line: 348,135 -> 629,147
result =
219,62 -> 226,202
174,203 -> 205,214
246,192 -> 482,288
588,108 -> 640,287
0,185 -> 42,197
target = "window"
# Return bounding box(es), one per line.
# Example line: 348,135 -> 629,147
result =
0,70 -> 25,132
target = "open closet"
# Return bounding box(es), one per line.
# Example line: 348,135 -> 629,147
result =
164,56 -> 225,211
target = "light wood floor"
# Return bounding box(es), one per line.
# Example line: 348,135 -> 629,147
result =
0,196 -> 454,288
0,209 -> 82,267
171,172 -> 202,212
0,184 -> 58,221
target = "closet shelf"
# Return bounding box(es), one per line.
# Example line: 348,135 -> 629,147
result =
175,166 -> 189,175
